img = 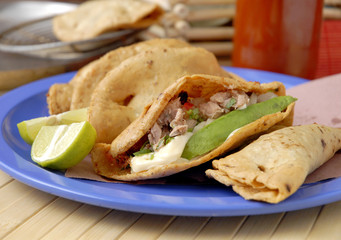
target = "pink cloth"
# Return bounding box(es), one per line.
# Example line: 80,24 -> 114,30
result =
287,73 -> 341,183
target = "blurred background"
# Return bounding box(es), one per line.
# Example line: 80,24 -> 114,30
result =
0,0 -> 340,92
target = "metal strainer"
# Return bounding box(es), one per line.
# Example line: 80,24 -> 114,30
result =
0,1 -> 139,60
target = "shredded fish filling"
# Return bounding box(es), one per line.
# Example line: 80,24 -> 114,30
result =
130,90 -> 278,172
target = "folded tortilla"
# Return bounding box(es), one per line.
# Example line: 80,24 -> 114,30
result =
206,124 -> 341,203
53,0 -> 163,42
91,74 -> 295,181
47,38 -> 191,115
88,46 -> 230,143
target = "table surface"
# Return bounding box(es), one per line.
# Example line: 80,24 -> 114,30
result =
1,167 -> 341,239
1,74 -> 341,240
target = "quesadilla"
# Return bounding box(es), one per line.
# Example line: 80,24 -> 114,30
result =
91,74 -> 296,181
206,124 -> 341,203
53,0 -> 163,42
47,38 -> 191,115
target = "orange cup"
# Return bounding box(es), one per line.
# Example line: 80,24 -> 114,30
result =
232,0 -> 323,79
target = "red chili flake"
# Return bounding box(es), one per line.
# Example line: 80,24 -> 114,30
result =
183,102 -> 194,110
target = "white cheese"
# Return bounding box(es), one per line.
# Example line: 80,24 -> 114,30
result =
130,132 -> 193,173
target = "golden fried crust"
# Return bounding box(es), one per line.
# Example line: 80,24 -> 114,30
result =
206,124 -> 341,203
69,39 -> 191,111
46,39 -> 190,115
46,83 -> 73,115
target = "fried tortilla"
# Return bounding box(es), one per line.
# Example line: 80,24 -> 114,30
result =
47,38 -> 191,115
91,74 -> 295,181
46,82 -> 74,115
53,0 -> 163,42
88,46 -> 230,144
206,124 -> 341,203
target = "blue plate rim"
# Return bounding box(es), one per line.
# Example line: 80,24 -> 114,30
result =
1,67 -> 340,217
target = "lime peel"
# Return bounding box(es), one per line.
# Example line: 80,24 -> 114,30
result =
31,121 -> 96,170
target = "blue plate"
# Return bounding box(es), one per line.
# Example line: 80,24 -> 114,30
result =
1,67 -> 340,217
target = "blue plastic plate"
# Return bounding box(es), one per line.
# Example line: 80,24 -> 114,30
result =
1,67 -> 340,217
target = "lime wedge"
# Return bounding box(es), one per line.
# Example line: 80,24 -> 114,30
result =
17,108 -> 88,144
31,121 -> 96,170
58,108 -> 88,124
